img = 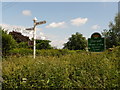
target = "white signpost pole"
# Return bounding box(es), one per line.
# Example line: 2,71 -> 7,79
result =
33,27 -> 36,59
33,17 -> 37,59
26,17 -> 46,59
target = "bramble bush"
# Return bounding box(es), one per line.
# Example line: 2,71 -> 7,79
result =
2,46 -> 120,89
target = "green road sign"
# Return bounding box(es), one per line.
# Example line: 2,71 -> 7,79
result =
88,32 -> 105,52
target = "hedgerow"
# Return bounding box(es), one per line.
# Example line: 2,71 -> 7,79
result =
2,46 -> 120,89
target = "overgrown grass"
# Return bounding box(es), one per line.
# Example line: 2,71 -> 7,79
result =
2,46 -> 120,89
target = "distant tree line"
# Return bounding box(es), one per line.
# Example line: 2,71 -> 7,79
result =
1,13 -> 120,56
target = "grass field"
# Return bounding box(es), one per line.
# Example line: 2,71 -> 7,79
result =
2,46 -> 120,89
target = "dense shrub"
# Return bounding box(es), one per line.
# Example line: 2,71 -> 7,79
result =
2,46 -> 120,89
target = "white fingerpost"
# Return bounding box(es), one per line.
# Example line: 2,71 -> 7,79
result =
33,17 -> 37,59
33,27 -> 36,59
26,17 -> 46,59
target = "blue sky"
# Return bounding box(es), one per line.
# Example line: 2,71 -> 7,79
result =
1,2 -> 118,48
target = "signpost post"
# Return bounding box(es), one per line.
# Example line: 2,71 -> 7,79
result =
26,17 -> 46,59
88,32 -> 105,52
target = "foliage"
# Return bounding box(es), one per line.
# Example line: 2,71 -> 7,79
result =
2,46 -> 120,89
17,42 -> 29,48
63,32 -> 87,50
9,31 -> 30,43
8,48 -> 33,56
102,13 -> 120,49
36,40 -> 53,50
8,48 -> 76,57
1,28 -> 17,56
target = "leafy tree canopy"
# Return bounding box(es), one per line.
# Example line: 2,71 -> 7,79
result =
36,39 -> 53,50
1,27 -> 17,55
63,32 -> 87,50
102,13 -> 120,49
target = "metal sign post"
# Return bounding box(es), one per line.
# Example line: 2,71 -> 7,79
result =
26,17 -> 46,59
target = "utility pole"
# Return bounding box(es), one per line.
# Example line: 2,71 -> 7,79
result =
26,17 -> 46,59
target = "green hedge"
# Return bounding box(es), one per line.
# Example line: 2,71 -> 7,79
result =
8,48 -> 77,57
8,48 -> 33,56
2,46 -> 120,88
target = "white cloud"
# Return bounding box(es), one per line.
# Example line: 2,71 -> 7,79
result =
46,22 -> 66,28
36,32 -> 46,40
50,40 -> 67,49
0,23 -> 45,40
0,23 -> 25,33
91,25 -> 100,30
39,32 -> 44,36
22,10 -> 32,16
70,17 -> 88,26
41,36 -> 46,40
0,23 -> 34,38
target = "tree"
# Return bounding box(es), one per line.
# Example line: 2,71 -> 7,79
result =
9,31 -> 30,43
63,32 -> 87,50
1,28 -> 17,55
36,39 -> 53,50
102,13 -> 120,49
